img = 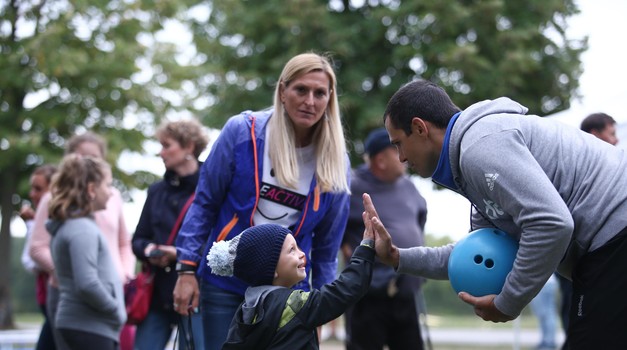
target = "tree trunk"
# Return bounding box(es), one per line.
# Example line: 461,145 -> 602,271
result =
0,170 -> 17,329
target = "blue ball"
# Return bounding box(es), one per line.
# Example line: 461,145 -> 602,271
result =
448,228 -> 518,297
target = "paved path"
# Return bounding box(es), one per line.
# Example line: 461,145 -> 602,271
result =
1,326 -> 564,349
320,328 -> 564,349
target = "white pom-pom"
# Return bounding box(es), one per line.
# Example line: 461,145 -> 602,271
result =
207,240 -> 234,276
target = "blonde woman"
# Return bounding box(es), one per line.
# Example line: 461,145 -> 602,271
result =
173,52 -> 351,350
48,155 -> 126,349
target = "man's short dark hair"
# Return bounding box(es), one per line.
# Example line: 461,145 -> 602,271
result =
384,80 -> 461,135
580,113 -> 616,133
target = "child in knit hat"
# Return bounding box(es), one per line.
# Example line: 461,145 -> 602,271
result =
207,216 -> 376,349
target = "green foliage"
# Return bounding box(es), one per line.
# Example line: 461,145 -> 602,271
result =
0,0 -> 196,328
423,279 -> 474,315
186,0 -> 586,163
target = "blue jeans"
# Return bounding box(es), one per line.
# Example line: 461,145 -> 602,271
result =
200,280 -> 244,350
134,308 -> 204,350
530,274 -> 558,348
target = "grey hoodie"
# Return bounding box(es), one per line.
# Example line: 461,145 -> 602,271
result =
397,97 -> 627,318
48,217 -> 126,341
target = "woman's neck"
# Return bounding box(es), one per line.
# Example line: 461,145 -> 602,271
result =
174,160 -> 198,177
294,129 -> 314,147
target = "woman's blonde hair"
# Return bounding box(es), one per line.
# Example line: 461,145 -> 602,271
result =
48,154 -> 110,221
268,52 -> 349,193
156,118 -> 209,158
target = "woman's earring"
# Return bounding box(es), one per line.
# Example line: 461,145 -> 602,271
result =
185,154 -> 194,161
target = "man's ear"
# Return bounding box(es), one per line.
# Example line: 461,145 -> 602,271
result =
591,129 -> 602,139
411,117 -> 429,137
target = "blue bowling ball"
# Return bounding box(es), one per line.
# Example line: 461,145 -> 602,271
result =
448,228 -> 518,296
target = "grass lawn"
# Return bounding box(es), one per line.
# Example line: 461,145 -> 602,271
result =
14,312 -> 44,328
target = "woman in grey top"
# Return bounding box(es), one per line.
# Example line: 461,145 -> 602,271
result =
48,154 -> 126,349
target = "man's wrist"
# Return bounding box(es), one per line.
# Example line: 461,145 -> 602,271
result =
391,246 -> 400,269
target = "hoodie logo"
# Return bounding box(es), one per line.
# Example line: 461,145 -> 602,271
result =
483,199 -> 504,220
485,173 -> 499,191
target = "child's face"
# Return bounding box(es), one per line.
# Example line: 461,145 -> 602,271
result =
273,234 -> 306,287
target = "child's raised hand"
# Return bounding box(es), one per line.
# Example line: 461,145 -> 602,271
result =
363,193 -> 400,268
362,211 -> 375,242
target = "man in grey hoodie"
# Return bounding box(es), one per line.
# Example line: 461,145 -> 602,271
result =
366,80 -> 627,350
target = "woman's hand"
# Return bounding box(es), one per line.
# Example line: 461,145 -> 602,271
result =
20,204 -> 35,221
173,274 -> 200,316
145,244 -> 177,268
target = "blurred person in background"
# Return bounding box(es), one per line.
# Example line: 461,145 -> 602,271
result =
530,274 -> 559,350
341,128 -> 426,350
48,154 -> 126,349
30,132 -> 136,350
20,164 -> 58,350
132,119 -> 208,350
580,112 -> 619,146
543,112 -> 623,350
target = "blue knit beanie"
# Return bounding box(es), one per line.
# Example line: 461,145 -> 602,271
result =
206,224 -> 290,286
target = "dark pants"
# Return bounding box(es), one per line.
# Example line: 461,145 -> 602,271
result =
556,273 -> 572,331
58,329 -> 118,350
46,286 -> 70,350
36,305 -> 56,350
563,228 -> 627,350
346,293 -> 423,350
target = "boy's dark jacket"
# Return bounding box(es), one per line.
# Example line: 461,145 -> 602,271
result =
223,245 -> 375,349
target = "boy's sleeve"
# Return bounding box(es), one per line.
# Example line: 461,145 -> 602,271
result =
299,244 -> 375,327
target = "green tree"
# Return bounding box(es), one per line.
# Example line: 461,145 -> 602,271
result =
0,0 -> 195,329
187,0 -> 586,159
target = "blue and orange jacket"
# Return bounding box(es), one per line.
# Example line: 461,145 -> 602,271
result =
175,109 -> 351,295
